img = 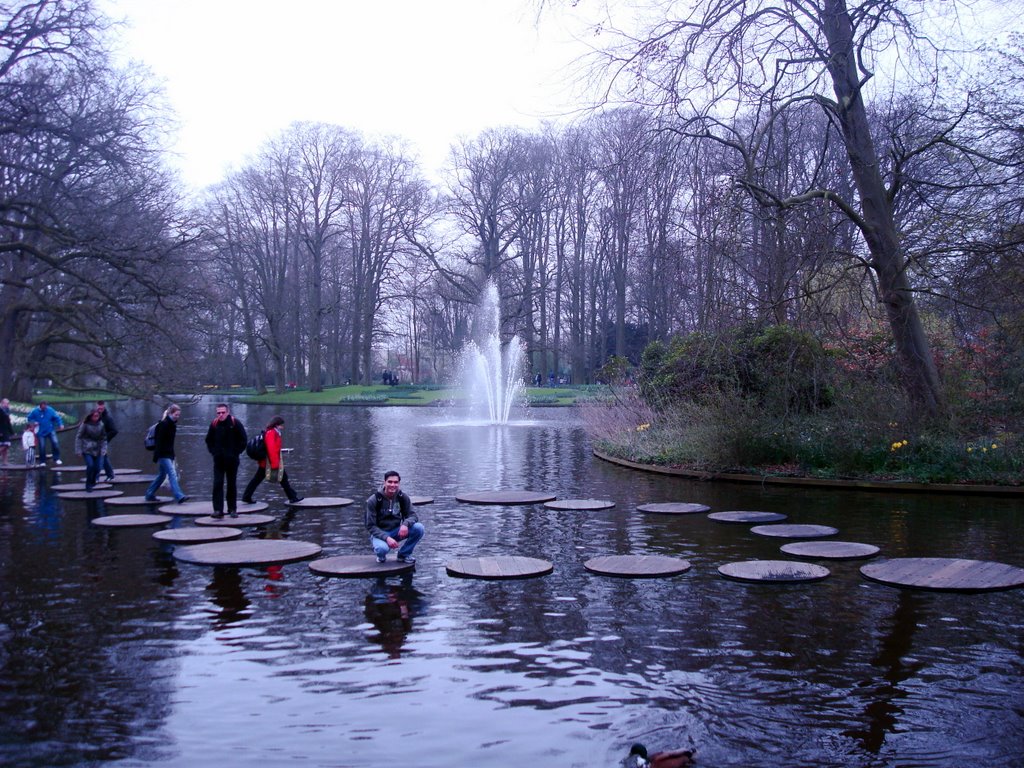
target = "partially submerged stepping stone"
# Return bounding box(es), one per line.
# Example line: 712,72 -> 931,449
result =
153,526 -> 244,544
159,500 -> 269,516
105,494 -> 173,507
719,559 -> 831,583
410,496 -> 434,505
860,557 -> 1024,592
584,554 -> 691,578
309,555 -> 416,577
456,490 -> 557,505
57,489 -> 124,500
285,496 -> 353,508
637,502 -> 711,515
91,513 -> 173,528
750,523 -> 838,538
708,510 -> 788,524
173,539 -> 322,567
195,513 -> 276,527
52,481 -> 113,491
446,555 -> 553,580
545,498 -> 616,511
781,541 -> 880,560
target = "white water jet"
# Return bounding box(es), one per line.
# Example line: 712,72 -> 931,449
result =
460,281 -> 525,424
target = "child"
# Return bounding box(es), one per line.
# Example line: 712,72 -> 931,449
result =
22,423 -> 37,466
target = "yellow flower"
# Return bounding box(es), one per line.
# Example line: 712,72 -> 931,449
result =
967,447 -> 973,453
991,443 -> 998,450
636,423 -> 650,432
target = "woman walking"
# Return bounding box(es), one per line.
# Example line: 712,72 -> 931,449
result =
144,404 -> 189,503
75,408 -> 108,492
242,415 -> 303,504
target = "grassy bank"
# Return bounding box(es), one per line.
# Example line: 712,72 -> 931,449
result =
231,384 -> 603,407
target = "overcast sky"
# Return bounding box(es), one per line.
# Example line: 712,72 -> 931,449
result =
101,0 -> 598,192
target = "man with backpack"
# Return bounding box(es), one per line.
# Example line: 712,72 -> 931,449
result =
204,402 -> 247,518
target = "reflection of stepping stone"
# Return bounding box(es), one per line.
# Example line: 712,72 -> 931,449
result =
195,513 -> 276,527
410,496 -> 434,505
751,524 -> 838,538
446,555 -> 553,580
285,496 -> 353,508
455,490 -> 557,505
545,499 -> 616,511
584,554 -> 691,578
719,560 -> 830,583
637,502 -> 710,515
781,541 -> 880,560
160,500 -> 269,516
91,513 -> 172,528
52,482 -> 113,491
708,510 -> 787,524
861,557 -> 1024,592
57,489 -> 124,500
105,495 -> 173,506
173,539 -> 322,567
309,555 -> 416,577
153,526 -> 244,544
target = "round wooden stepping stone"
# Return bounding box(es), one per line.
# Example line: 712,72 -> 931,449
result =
153,526 -> 244,544
410,496 -> 434,505
708,510 -> 788,524
285,496 -> 353,508
52,481 -> 113,491
173,539 -> 322,567
57,489 -> 124,500
446,555 -> 553,580
781,541 -> 880,560
107,475 -> 152,485
751,523 -> 838,538
159,500 -> 269,516
53,464 -> 86,472
110,468 -> 143,475
637,502 -> 710,515
860,557 -> 1024,592
105,495 -> 174,507
455,490 -> 557,505
719,559 -> 831,583
584,554 -> 691,578
544,498 -> 616,511
91,513 -> 173,528
308,555 -> 416,577
195,513 -> 276,527
0,463 -> 46,471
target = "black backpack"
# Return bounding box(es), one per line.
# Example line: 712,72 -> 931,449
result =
144,422 -> 158,450
245,430 -> 267,460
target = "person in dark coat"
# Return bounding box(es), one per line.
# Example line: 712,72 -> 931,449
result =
365,470 -> 424,564
95,401 -> 118,481
144,404 -> 188,503
205,402 -> 247,518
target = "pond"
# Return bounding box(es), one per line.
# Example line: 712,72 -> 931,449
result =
0,401 -> 1022,767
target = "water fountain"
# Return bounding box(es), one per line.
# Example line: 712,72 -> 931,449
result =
460,280 -> 525,424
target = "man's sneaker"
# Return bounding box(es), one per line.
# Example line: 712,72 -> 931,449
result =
211,511 -> 224,519
240,497 -> 253,505
228,510 -> 238,518
289,496 -> 304,503
177,495 -> 190,504
105,476 -> 115,482
144,496 -> 157,502
397,555 -> 416,564
376,554 -> 387,564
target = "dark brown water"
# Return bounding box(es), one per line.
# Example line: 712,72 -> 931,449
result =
1,401 -> 1022,767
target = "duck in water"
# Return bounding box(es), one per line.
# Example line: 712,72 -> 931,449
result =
626,742 -> 696,768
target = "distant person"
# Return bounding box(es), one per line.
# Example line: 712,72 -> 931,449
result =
241,415 -> 303,504
144,404 -> 189,503
22,422 -> 37,466
27,400 -> 63,465
365,470 -> 424,564
95,400 -> 118,481
74,407 -> 108,492
205,402 -> 247,518
0,398 -> 13,465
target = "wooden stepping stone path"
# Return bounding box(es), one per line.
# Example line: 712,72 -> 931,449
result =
105,495 -> 173,507
285,496 -> 353,508
410,496 -> 434,505
637,502 -> 710,515
110,468 -> 143,475
153,526 -> 244,545
195,513 -> 276,527
708,510 -> 787,524
860,557 -> 1024,592
750,523 -> 838,538
0,463 -> 44,472
91,513 -> 173,528
159,500 -> 269,516
584,554 -> 691,578
57,489 -> 124,500
455,490 -> 557,505
544,499 -> 616,511
52,481 -> 113,491
719,559 -> 831,583
308,555 -> 416,577
173,539 -> 322,567
781,541 -> 880,560
53,464 -> 87,472
446,555 -> 553,580
107,475 -> 152,485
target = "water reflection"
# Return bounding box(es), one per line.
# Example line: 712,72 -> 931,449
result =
207,567 -> 250,627
362,576 -> 426,658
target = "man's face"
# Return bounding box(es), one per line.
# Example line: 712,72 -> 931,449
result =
216,407 -> 229,422
96,405 -> 105,414
383,475 -> 400,498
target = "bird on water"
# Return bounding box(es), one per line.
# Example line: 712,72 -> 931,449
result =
626,742 -> 696,768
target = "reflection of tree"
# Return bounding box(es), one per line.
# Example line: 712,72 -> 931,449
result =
363,577 -> 426,659
206,567 -> 251,628
843,591 -> 924,753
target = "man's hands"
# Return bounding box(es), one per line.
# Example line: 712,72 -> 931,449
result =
385,524 -> 409,549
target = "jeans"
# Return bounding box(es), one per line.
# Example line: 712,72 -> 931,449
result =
211,455 -> 240,513
146,457 -> 185,501
83,453 -> 102,490
101,453 -> 115,480
36,432 -> 60,463
243,465 -> 299,502
370,522 -> 425,559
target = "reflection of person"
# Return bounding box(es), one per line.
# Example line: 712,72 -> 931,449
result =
207,566 -> 250,628
27,400 -> 63,465
363,579 -> 424,658
145,404 -> 189,503
0,398 -> 14,464
22,422 -> 37,466
95,401 -> 118,481
365,470 -> 424,564
205,403 -> 247,518
74,408 -> 108,491
242,415 -> 303,504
